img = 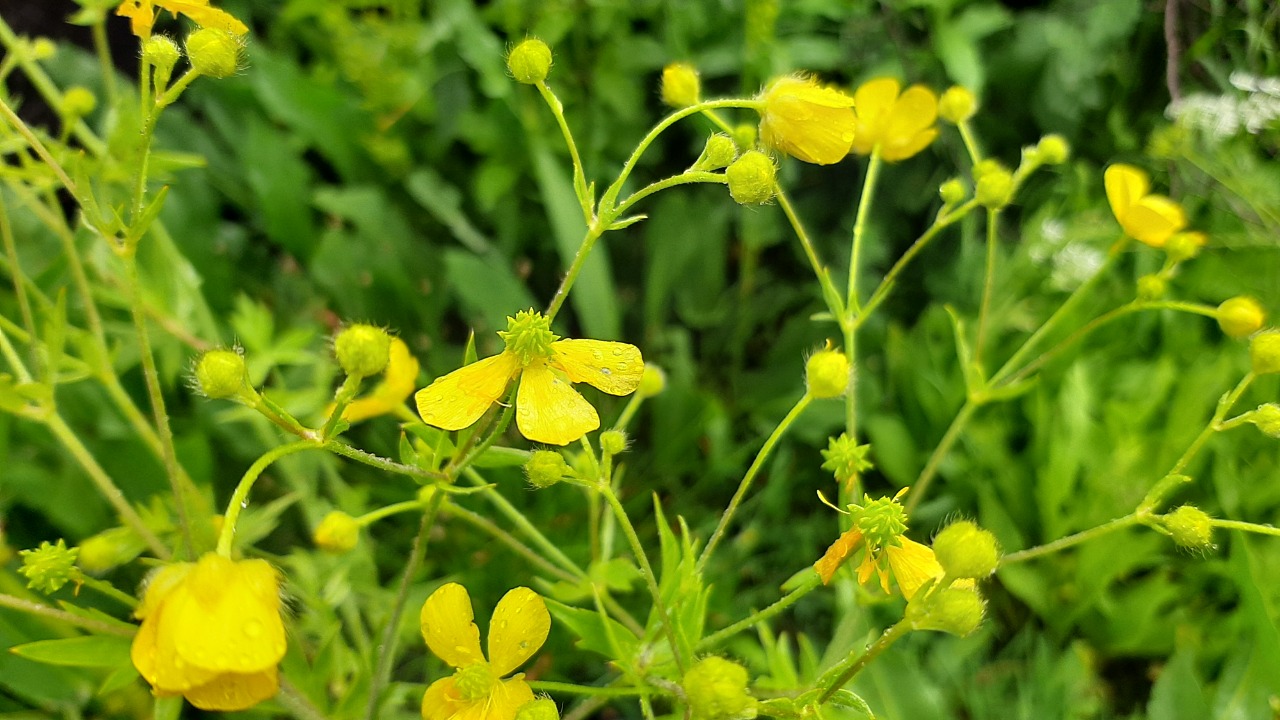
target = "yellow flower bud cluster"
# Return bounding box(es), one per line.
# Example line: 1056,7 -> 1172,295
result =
906,585 -> 986,636
932,520 -> 1000,579
525,450 -> 572,489
195,348 -> 250,399
186,27 -> 243,79
1159,505 -> 1215,551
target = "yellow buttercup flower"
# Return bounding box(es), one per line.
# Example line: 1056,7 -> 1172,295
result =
339,337 -> 420,423
131,553 -> 286,710
849,78 -> 938,162
421,583 -> 549,720
813,488 -> 942,599
116,0 -> 248,40
757,75 -> 856,165
1104,163 -> 1187,247
415,310 -> 643,446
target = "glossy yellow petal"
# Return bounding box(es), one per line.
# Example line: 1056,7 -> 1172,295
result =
116,0 -> 156,38
421,676 -> 466,720
885,537 -> 943,600
1104,164 -> 1148,223
549,339 -> 644,396
183,668 -> 278,711
416,352 -> 519,431
882,127 -> 938,163
515,361 -> 599,445
142,585 -> 218,691
814,528 -> 863,585
850,77 -> 901,155
487,587 -> 550,676
1123,195 -> 1187,247
171,555 -> 285,674
758,76 -> 856,165
136,562 -> 192,620
489,677 -> 537,720
156,0 -> 249,34
887,85 -> 938,136
421,583 -> 485,668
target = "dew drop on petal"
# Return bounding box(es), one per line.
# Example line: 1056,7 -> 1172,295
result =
244,619 -> 263,638
601,368 -> 612,376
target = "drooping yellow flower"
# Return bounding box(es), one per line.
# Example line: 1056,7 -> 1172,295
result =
813,488 -> 942,599
116,0 -> 248,40
415,310 -> 643,446
757,75 -> 857,165
131,553 -> 286,710
849,78 -> 938,162
1104,163 -> 1187,247
420,583 -> 549,720
339,337 -> 420,423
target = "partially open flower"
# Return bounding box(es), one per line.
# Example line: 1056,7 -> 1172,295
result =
1104,164 -> 1187,248
756,75 -> 856,165
850,78 -> 938,162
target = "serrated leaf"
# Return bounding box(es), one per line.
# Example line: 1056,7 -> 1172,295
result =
9,635 -> 133,668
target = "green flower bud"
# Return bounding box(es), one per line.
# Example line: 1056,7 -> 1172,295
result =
334,324 -> 392,377
1164,231 -> 1206,263
1249,330 -> 1280,375
508,39 -> 552,84
1136,274 -> 1167,301
1251,403 -> 1280,439
639,365 -> 667,398
694,134 -> 738,171
313,510 -> 361,553
599,430 -> 628,456
195,348 -> 250,400
939,178 -> 966,205
1217,296 -> 1266,339
937,86 -> 977,124
142,35 -> 181,77
1161,505 -> 1214,551
731,123 -> 757,152
820,433 -> 873,486
60,86 -> 96,119
932,520 -> 999,579
77,527 -> 146,575
515,698 -> 560,720
30,37 -> 57,61
682,656 -> 758,720
661,63 -> 701,108
525,450 -> 571,489
18,539 -> 81,594
725,151 -> 776,205
905,585 -> 985,636
805,347 -> 849,399
186,28 -> 242,79
973,160 -> 1013,209
1036,135 -> 1070,165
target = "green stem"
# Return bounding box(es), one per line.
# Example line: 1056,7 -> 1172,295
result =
0,16 -> 106,155
0,97 -> 78,195
957,121 -> 983,164
535,81 -> 592,223
1211,519 -> 1280,538
817,620 -> 911,704
0,319 -> 31,383
545,225 -> 605,324
79,576 -> 138,609
847,152 -> 883,314
974,208 -> 1000,368
464,468 -> 586,577
324,439 -> 446,483
277,678 -> 329,720
0,593 -> 133,637
321,374 -> 362,440
903,401 -> 979,515
999,514 -> 1140,566
364,495 -> 442,720
528,681 -> 651,698
700,393 -> 814,570
612,171 -> 728,217
776,188 -> 845,321
91,20 -> 118,106
0,200 -> 35,356
1167,373 -> 1255,479
217,441 -> 317,556
445,504 -> 578,584
697,572 -> 822,651
357,500 -> 424,526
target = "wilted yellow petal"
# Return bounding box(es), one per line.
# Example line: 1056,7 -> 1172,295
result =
487,587 -> 550,676
515,361 -> 599,445
549,339 -> 643,396
416,352 -> 519,431
183,667 -> 278,711
885,536 -> 943,600
814,528 -> 863,584
1103,164 -> 1148,223
421,583 -> 485,668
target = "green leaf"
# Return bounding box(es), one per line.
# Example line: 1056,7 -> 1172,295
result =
98,664 -> 141,696
1147,648 -> 1211,720
543,598 -> 639,669
9,635 -> 133,668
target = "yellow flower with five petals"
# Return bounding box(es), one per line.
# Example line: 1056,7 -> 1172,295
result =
420,583 -> 549,720
757,75 -> 857,165
415,310 -> 643,446
849,78 -> 939,162
813,488 -> 943,599
1104,163 -> 1187,248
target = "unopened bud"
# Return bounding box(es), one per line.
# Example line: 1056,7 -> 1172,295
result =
1137,274 -> 1167,301
508,39 -> 552,84
18,539 -> 81,594
1249,330 -> 1280,375
525,450 -> 571,489
939,178 -> 966,205
314,511 -> 361,553
1251,404 -> 1280,439
60,87 -> 96,119
1036,135 -> 1070,165
30,38 -> 57,61
195,348 -> 250,400
805,347 -> 849,399
1217,296 -> 1266,339
932,521 -> 999,579
731,123 -> 757,152
77,527 -> 145,574
599,430 -> 628,456
1161,505 -> 1214,551
142,35 -> 180,76
515,698 -> 560,720
820,433 -> 873,485
639,365 -> 667,398
1165,231 -> 1205,263
661,63 -> 701,108
186,28 -> 241,79
683,656 -> 758,720
937,86 -> 977,124
726,151 -> 776,205
334,324 -> 392,377
695,134 -> 737,171
906,585 -> 985,636
974,160 -> 1013,209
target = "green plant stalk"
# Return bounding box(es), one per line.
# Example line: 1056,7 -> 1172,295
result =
999,514 -> 1140,565
217,440 -> 317,556
79,576 -> 138,609
1211,519 -> 1280,538
0,200 -> 35,354
321,373 -> 363,440
0,99 -> 79,218
612,391 -> 647,431
528,681 -> 652,697
598,482 -> 688,674
90,19 -> 117,106
903,401 -> 979,515
535,81 -> 592,223
464,467 -> 586,577
277,678 -> 329,720
364,495 -> 442,720
356,499 -> 424,527
697,572 -> 822,650
324,438 -> 446,483
0,593 -> 134,637
545,224 -> 606,323
847,152 -> 883,314
0,17 -> 105,155
452,393 -> 517,473
612,171 -> 728,217
444,504 -> 579,584
700,393 -> 814,570
0,320 -> 31,383
817,620 -> 911,704
974,208 -> 1000,367
44,413 -> 168,558
776,188 -> 846,322
957,120 -> 982,164
1165,373 -> 1255,480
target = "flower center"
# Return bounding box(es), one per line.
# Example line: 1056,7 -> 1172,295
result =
854,494 -> 908,548
499,309 -> 560,365
454,662 -> 497,702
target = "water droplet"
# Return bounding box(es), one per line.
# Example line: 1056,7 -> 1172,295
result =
616,362 -> 628,371
240,499 -> 249,509
611,348 -> 624,357
601,368 -> 612,376
592,350 -> 604,360
244,619 -> 263,638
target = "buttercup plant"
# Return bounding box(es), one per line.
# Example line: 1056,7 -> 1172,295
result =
1,3 -> 1278,720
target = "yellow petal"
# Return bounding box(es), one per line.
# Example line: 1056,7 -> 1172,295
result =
850,77 -> 901,155
515,361 -> 599,445
549,339 -> 644,396
886,85 -> 938,137
183,668 -> 278,711
1104,164 -> 1148,224
422,676 -> 468,720
416,352 -> 519,431
489,677 -> 537,720
344,338 -> 420,422
136,562 -> 192,620
142,585 -> 218,692
116,1 -> 156,38
156,0 -> 249,34
421,583 -> 485,668
487,587 -> 550,676
814,528 -> 863,585
1123,195 -> 1187,247
885,537 -> 943,600
171,555 -> 286,674
882,128 -> 938,163
759,76 -> 856,165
